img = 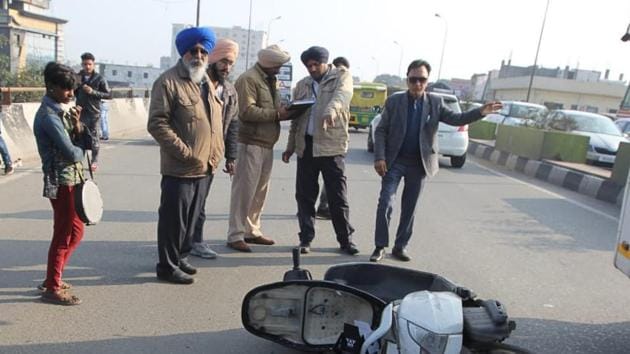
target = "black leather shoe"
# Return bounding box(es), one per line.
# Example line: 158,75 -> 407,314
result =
370,247 -> 385,262
340,242 -> 359,255
179,261 -> 197,275
392,247 -> 411,262
299,242 -> 311,254
157,269 -> 195,284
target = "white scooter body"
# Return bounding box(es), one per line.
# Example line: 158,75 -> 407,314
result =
362,291 -> 463,354
396,291 -> 463,354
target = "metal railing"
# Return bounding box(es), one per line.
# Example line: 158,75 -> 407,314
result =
0,87 -> 151,105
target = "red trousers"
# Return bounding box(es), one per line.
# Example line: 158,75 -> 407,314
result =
44,185 -> 84,292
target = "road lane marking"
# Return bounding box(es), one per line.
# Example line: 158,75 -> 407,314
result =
471,160 -> 619,223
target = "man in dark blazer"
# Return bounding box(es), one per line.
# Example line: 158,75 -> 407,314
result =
371,59 -> 501,262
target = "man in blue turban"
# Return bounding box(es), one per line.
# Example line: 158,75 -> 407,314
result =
147,26 -> 225,284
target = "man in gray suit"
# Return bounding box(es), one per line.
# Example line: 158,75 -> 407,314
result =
370,59 -> 501,262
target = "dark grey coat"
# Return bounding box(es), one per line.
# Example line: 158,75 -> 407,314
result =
374,91 -> 484,178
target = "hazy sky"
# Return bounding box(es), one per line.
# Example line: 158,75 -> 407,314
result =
49,0 -> 630,83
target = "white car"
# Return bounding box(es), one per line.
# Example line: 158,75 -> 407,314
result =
544,109 -> 628,165
367,92 -> 468,168
483,101 -> 547,127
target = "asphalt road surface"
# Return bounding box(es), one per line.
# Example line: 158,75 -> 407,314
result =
1,127 -> 628,354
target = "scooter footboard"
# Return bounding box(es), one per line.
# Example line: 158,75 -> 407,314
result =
242,280 -> 386,352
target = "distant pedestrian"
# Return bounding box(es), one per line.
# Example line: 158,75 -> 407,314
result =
282,46 -> 358,255
99,100 -> 109,140
370,59 -> 501,262
34,62 -> 94,305
226,45 -> 291,252
190,39 -> 241,259
314,56 -> 352,219
148,27 -> 224,284
0,125 -> 14,175
75,52 -> 111,172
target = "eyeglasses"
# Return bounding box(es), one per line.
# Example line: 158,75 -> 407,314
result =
408,76 -> 428,84
188,47 -> 209,56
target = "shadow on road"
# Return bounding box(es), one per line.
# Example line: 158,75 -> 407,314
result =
0,328 -> 300,354
509,317 -> 630,354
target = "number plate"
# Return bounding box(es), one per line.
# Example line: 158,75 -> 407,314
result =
600,155 -> 615,163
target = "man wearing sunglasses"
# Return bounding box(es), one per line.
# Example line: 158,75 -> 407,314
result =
370,59 -> 501,262
148,27 -> 224,284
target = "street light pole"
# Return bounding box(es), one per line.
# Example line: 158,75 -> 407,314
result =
393,40 -> 403,79
435,13 -> 448,81
266,16 -> 282,47
526,0 -> 551,102
245,0 -> 253,70
195,0 -> 200,26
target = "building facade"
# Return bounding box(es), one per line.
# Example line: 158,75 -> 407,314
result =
98,63 -> 162,88
0,0 -> 66,74
484,61 -> 628,115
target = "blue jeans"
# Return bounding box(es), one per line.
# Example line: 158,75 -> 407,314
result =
100,102 -> 109,139
374,161 -> 425,249
0,134 -> 12,168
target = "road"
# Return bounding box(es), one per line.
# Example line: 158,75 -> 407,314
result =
1,127 -> 629,354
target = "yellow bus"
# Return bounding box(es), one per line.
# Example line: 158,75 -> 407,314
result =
349,82 -> 387,129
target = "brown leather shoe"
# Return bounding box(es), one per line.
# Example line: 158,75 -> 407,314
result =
227,240 -> 252,252
245,236 -> 275,245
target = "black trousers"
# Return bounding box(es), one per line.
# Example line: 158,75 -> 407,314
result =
192,173 -> 215,243
81,116 -> 100,163
296,136 -> 354,245
157,175 -> 211,273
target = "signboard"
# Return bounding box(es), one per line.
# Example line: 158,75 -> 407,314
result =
278,63 -> 292,104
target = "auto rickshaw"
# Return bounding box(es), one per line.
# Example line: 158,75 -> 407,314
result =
349,82 -> 387,129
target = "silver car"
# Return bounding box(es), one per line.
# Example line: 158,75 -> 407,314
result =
483,101 -> 547,127
544,110 -> 627,165
367,92 -> 468,168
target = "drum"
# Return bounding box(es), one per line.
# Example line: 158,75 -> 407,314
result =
74,180 -> 103,225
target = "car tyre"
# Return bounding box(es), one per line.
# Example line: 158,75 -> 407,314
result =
367,126 -> 374,153
451,154 -> 466,168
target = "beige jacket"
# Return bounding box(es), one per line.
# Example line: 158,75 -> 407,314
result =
286,65 -> 353,157
148,60 -> 224,177
234,64 -> 281,149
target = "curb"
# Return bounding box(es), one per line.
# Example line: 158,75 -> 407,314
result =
468,141 -> 625,206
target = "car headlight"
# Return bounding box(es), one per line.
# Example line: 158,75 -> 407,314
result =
407,321 -> 449,354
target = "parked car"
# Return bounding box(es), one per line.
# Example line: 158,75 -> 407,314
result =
483,101 -> 548,127
543,110 -> 627,165
367,91 -> 469,168
615,118 -> 630,137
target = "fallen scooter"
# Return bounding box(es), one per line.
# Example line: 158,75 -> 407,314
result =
242,248 -> 530,353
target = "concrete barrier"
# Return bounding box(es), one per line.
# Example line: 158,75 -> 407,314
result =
0,98 -> 150,162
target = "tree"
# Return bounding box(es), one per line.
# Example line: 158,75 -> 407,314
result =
374,74 -> 404,88
0,35 -> 46,102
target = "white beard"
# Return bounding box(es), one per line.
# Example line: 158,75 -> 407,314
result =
183,58 -> 208,84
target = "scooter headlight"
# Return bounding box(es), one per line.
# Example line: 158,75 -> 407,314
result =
407,321 -> 449,354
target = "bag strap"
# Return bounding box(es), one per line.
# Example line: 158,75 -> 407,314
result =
85,152 -> 94,181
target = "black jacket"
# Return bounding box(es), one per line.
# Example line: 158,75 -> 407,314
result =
75,71 -> 111,122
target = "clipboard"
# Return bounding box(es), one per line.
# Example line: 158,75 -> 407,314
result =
287,98 -> 316,111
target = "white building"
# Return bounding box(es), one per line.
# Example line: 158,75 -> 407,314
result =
98,63 -> 162,88
161,24 -> 267,80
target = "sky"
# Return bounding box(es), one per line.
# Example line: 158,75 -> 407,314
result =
48,0 -> 630,84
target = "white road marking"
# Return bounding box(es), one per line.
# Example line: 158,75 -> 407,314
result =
471,160 -> 619,222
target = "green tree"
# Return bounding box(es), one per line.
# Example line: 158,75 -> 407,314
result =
0,35 -> 46,102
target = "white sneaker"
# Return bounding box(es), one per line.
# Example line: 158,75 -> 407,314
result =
190,242 -> 218,259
